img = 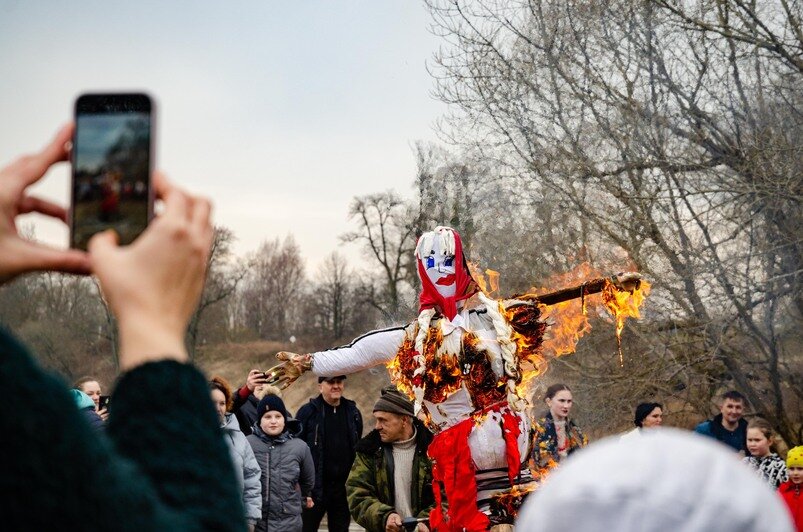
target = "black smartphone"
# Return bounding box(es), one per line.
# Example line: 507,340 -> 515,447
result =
98,395 -> 111,410
70,93 -> 155,250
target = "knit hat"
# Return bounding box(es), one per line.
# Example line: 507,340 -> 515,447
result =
373,386 -> 414,417
256,394 -> 288,421
634,402 -> 662,427
787,446 -> 803,468
318,375 -> 347,384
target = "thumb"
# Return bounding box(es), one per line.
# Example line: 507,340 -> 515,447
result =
88,229 -> 120,257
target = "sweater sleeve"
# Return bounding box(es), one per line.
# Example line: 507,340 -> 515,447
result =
311,326 -> 406,376
0,327 -> 245,531
108,360 -> 246,531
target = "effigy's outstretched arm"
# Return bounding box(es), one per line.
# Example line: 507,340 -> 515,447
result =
515,272 -> 642,306
264,326 -> 406,389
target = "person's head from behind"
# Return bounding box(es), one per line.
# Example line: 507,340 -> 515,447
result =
634,402 -> 663,428
544,383 -> 573,421
517,428 -> 795,531
74,376 -> 101,408
318,375 -> 346,405
746,418 -> 775,458
787,446 -> 803,485
209,376 -> 233,425
373,386 -> 415,443
257,394 -> 288,436
720,390 -> 746,424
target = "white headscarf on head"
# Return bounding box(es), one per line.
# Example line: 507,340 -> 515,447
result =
517,428 -> 794,532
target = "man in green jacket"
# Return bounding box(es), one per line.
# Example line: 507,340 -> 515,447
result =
346,387 -> 436,532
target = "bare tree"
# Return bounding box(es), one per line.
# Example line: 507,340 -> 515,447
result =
242,235 -> 306,341
0,271 -> 114,380
425,0 -> 802,441
341,191 -> 419,320
187,226 -> 248,357
305,252 -> 358,341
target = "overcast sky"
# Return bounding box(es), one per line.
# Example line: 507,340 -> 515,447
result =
0,1 -> 447,270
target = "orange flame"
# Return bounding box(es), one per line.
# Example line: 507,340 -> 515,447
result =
490,483 -> 537,517
602,278 -> 651,365
515,263 -> 649,394
531,456 -> 560,484
388,261 -> 650,414
468,262 -> 500,297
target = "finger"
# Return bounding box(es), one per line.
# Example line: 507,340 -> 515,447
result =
11,240 -> 91,277
249,369 -> 263,376
13,124 -> 74,188
191,196 -> 214,258
152,170 -> 172,200
190,195 -> 213,236
87,229 -> 120,262
18,195 -> 68,222
162,186 -> 190,224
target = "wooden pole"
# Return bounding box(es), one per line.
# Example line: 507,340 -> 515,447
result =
514,273 -> 641,306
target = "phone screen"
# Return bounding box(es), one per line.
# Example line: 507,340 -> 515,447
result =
98,395 -> 111,410
71,93 -> 153,250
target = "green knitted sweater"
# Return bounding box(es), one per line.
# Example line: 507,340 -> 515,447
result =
0,326 -> 245,531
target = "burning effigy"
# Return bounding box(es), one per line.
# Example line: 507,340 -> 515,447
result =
267,226 -> 648,531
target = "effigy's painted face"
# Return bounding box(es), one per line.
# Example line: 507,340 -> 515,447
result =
421,236 -> 456,298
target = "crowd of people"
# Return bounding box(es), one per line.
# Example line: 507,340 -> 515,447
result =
202,371 -> 802,531
84,354 -> 790,532
69,361 -> 803,532
1,127 -> 800,531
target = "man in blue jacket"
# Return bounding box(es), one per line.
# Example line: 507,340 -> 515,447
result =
694,390 -> 749,454
296,375 -> 363,532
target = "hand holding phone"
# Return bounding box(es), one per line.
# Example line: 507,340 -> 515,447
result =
88,172 -> 214,370
71,93 -> 155,250
0,125 -> 91,284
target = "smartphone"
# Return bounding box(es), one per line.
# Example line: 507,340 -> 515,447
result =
98,395 -> 111,410
70,93 -> 155,250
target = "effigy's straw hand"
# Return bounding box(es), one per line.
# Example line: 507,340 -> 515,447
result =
263,351 -> 312,389
610,272 -> 641,293
261,363 -> 290,388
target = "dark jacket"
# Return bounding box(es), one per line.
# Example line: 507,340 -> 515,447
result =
694,414 -> 748,453
247,419 -> 315,532
532,412 -> 588,470
296,394 -> 363,501
346,421 -> 436,532
0,326 -> 244,531
233,389 -> 260,436
70,388 -> 104,431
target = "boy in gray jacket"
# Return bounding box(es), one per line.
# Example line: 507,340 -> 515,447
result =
247,394 -> 315,532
